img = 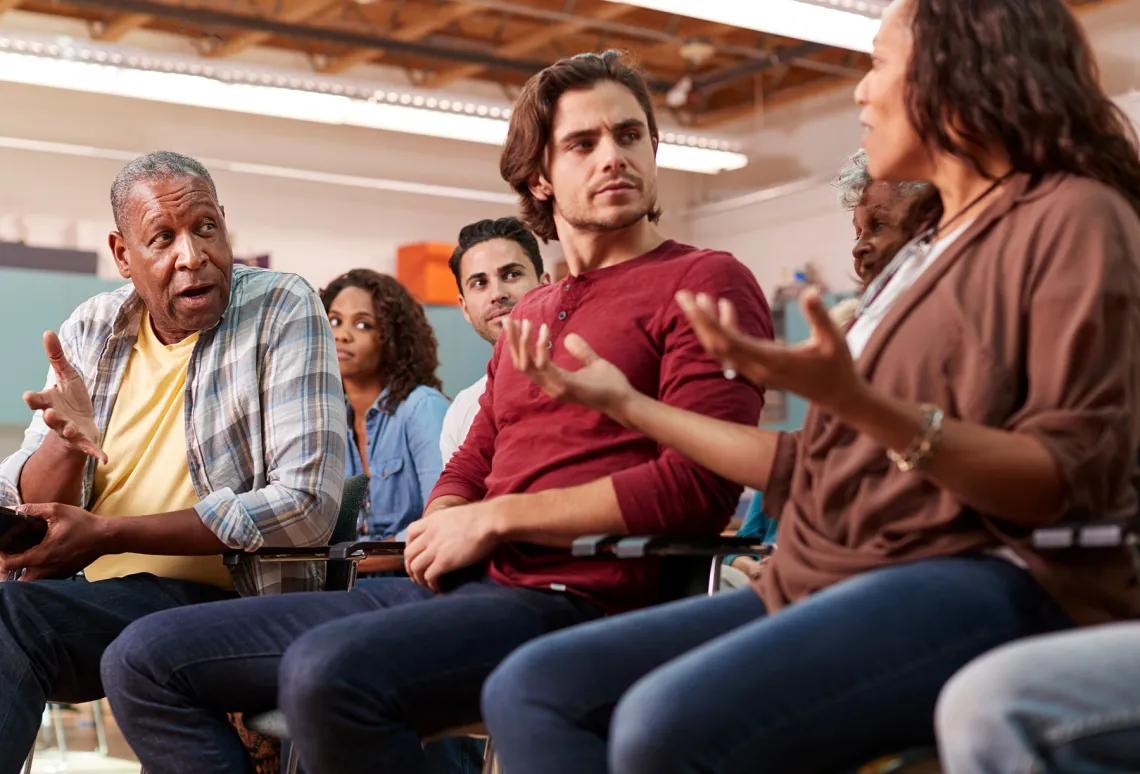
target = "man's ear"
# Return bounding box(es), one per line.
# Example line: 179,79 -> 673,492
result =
458,294 -> 473,326
529,171 -> 553,202
538,272 -> 552,286
108,232 -> 131,280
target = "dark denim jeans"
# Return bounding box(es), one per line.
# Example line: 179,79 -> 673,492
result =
0,574 -> 236,774
482,556 -> 1076,774
101,575 -> 603,774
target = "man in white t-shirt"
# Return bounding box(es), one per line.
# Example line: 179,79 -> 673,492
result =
440,217 -> 550,463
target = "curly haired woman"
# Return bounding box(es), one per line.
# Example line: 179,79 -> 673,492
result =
320,270 -> 449,572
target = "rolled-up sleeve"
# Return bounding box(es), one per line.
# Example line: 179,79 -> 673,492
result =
194,283 -> 347,550
1008,190 -> 1140,521
612,254 -> 772,535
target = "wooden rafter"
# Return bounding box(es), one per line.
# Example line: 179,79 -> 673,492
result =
205,0 -> 343,58
419,3 -> 639,90
95,12 -> 152,42
320,2 -> 481,75
0,0 -> 21,15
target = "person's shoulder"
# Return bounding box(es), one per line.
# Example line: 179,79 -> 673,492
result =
402,385 -> 451,414
661,242 -> 758,291
512,281 -> 559,314
1023,173 -> 1137,225
233,265 -> 318,302
64,282 -> 135,341
452,376 -> 488,406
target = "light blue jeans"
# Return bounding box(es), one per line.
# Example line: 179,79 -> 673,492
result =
937,623 -> 1140,773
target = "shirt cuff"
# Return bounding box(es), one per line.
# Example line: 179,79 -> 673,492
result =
428,480 -> 485,506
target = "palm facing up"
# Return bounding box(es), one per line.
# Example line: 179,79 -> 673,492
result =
505,319 -> 634,418
23,331 -> 107,463
675,287 -> 866,418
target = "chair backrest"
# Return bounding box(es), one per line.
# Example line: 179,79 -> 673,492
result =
326,474 -> 369,591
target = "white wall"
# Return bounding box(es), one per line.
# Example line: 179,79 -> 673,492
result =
0,79 -> 695,291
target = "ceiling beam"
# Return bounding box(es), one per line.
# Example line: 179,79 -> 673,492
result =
55,0 -> 677,89
0,0 -> 21,15
419,3 -> 639,90
205,0 -> 342,58
95,12 -> 152,42
320,3 -> 481,75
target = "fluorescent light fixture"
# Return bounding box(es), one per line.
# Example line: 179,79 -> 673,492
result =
0,134 -> 519,204
0,33 -> 748,175
603,0 -> 881,53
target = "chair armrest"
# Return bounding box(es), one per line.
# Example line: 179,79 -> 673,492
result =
223,541 -> 409,567
1031,517 -> 1138,550
571,534 -> 626,557
614,535 -> 774,559
571,534 -> 774,559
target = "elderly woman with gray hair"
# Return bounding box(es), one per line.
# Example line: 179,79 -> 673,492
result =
729,150 -> 937,579
830,148 -> 938,327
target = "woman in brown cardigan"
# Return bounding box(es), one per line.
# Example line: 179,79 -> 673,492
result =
481,0 -> 1140,771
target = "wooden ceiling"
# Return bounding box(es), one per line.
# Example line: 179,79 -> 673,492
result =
1,0 -> 1119,128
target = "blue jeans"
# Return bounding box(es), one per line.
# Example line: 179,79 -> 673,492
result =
937,622 -> 1140,773
0,574 -> 236,774
481,556 -> 1074,774
101,575 -> 603,774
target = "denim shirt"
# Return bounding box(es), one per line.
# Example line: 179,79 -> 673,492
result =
346,385 -> 450,540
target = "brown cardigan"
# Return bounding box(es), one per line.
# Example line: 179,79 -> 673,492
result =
758,173 -> 1140,626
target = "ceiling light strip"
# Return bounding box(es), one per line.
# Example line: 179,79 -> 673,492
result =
0,134 -> 519,205
0,31 -> 749,175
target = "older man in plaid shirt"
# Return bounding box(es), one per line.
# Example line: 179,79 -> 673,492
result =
0,151 -> 345,774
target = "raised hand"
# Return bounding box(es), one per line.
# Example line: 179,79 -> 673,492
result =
675,287 -> 866,417
504,318 -> 636,419
22,331 -> 107,464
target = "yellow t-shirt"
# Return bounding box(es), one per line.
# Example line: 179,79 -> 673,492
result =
86,310 -> 233,590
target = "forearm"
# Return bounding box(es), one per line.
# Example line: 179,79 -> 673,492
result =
616,391 -> 779,491
18,433 -> 87,506
843,385 -> 1064,524
491,478 -> 627,548
96,508 -> 230,556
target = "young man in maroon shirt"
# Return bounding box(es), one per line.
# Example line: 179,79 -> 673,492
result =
100,50 -> 773,774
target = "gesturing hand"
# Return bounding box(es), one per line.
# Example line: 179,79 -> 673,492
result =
676,287 -> 867,418
23,331 -> 107,464
504,319 -> 636,420
0,503 -> 107,581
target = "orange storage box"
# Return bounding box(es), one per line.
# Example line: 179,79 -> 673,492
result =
397,241 -> 459,306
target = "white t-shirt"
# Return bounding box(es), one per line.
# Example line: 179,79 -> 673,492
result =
440,375 -> 487,465
846,222 -> 971,360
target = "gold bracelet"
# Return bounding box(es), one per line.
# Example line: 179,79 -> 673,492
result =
888,404 -> 944,472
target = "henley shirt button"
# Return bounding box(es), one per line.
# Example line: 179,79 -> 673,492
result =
557,311 -> 568,320
545,340 -> 553,351
563,284 -> 571,291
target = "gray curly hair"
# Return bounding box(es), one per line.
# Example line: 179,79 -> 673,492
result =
833,149 -> 930,210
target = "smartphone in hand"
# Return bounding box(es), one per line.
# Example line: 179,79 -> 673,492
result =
0,506 -> 47,555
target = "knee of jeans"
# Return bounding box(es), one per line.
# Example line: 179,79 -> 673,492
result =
608,684 -> 682,774
481,637 -> 565,731
279,626 -> 368,729
0,582 -> 37,668
936,649 -> 1023,752
100,616 -> 167,701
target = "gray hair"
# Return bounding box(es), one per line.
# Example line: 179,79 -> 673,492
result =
110,151 -> 219,232
833,149 -> 930,210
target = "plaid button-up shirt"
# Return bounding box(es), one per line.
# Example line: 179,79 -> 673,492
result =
0,265 -> 347,596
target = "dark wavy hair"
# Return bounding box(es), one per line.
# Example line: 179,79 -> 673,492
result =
501,50 -> 663,241
320,269 -> 443,413
905,0 -> 1140,218
449,217 -> 545,294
